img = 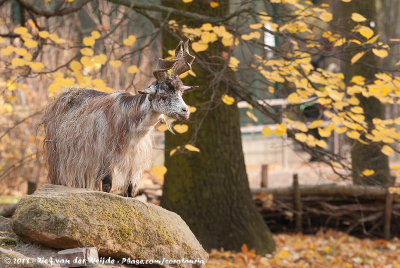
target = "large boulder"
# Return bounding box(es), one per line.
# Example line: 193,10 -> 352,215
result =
11,185 -> 207,266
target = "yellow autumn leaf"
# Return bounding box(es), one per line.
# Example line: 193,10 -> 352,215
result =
151,165 -> 167,180
388,187 -> 400,195
351,13 -> 367,22
80,48 -> 94,56
1,46 -> 14,55
11,57 -> 26,67
275,123 -> 287,136
318,127 -> 332,138
173,124 -> 189,134
365,35 -> 380,44
123,35 -> 136,46
334,126 -> 347,133
210,1 -> 219,8
29,62 -> 44,72
246,111 -> 258,122
38,31 -> 50,39
262,126 -> 273,137
351,106 -> 363,114
229,56 -> 239,71
93,54 -> 107,65
182,0 -> 192,2
320,12 -> 333,22
83,36 -> 95,47
192,41 -> 208,52
316,139 -> 327,148
295,133 -> 307,142
110,60 -> 122,68
24,39 -> 38,48
169,148 -> 177,156
351,51 -> 366,64
250,23 -> 263,29
127,65 -> 139,73
1,103 -> 13,113
288,93 -> 302,104
346,130 -> 360,139
221,37 -> 234,47
185,144 -> 200,152
201,32 -> 218,43
15,48 -> 28,57
381,145 -> 394,156
221,94 -> 235,105
156,124 -> 168,132
350,75 -> 365,85
309,120 -> 323,129
362,169 -> 375,176
91,31 -> 101,39
14,26 -> 28,35
372,48 -> 388,58
70,60 -> 82,71
80,56 -> 93,67
188,105 -> 197,113
241,32 -> 261,41
357,26 -> 374,39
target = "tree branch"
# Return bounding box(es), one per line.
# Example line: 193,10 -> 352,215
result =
16,0 -> 91,18
107,0 -> 252,23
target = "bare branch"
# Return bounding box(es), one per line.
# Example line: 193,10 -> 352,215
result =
107,0 -> 252,23
16,0 -> 91,18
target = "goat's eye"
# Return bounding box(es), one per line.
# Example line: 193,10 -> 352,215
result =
159,93 -> 168,99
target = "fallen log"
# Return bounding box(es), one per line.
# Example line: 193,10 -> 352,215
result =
252,184 -> 389,200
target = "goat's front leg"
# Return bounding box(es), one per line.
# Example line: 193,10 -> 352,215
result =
125,183 -> 133,197
102,175 -> 112,193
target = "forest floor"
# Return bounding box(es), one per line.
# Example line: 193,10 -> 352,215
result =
206,230 -> 400,268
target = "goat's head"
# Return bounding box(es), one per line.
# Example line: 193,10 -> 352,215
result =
139,40 -> 197,120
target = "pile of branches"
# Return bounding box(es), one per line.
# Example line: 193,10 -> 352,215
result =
252,184 -> 400,239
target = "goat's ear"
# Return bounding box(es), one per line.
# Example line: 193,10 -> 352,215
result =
138,86 -> 156,95
182,85 -> 199,93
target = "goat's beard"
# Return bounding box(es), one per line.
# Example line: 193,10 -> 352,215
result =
160,114 -> 175,134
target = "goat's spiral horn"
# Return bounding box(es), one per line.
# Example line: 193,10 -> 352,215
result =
153,59 -> 177,82
172,39 -> 195,77
152,40 -> 195,81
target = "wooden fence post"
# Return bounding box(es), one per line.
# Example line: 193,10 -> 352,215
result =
293,173 -> 302,233
383,176 -> 396,240
261,164 -> 269,188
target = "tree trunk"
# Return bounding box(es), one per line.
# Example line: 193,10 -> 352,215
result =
339,0 -> 390,186
160,0 -> 275,254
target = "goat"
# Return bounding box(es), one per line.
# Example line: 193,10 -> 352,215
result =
41,40 -> 197,197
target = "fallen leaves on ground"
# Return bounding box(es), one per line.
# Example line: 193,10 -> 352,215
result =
207,230 -> 400,267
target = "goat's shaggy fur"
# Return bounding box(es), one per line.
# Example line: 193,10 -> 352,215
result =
42,87 -> 160,196
42,40 -> 196,196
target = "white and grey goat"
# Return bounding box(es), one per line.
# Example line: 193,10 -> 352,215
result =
42,40 -> 197,197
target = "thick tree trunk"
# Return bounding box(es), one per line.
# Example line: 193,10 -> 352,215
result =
339,0 -> 390,186
160,0 -> 275,254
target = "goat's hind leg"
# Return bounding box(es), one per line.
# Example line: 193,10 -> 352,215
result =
102,175 -> 112,193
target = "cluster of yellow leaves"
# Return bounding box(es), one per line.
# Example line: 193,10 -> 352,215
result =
261,124 -> 287,137
252,17 -> 398,154
207,231 -> 400,267
168,21 -> 236,52
0,27 -> 63,73
37,30 -> 66,44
